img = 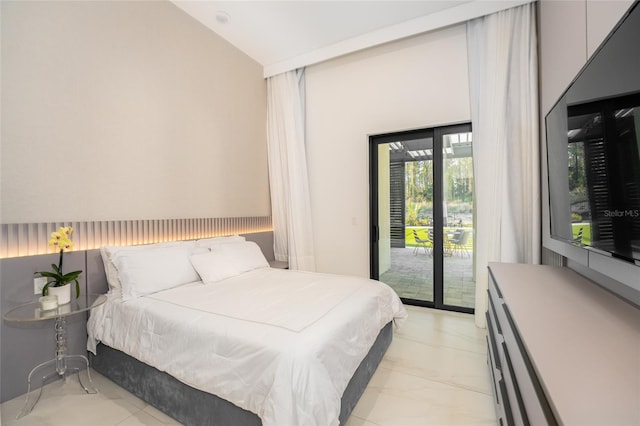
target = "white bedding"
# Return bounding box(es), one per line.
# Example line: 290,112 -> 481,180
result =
87,267 -> 407,426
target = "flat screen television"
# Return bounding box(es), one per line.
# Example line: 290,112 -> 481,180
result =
546,1 -> 640,265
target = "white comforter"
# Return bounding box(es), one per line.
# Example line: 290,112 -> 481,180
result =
87,268 -> 407,426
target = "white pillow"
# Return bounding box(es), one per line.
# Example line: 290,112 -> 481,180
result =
112,244 -> 200,300
101,241 -> 196,291
190,251 -> 241,284
195,235 -> 246,249
210,241 -> 269,273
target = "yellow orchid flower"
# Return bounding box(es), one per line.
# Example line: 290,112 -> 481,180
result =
37,226 -> 82,300
49,227 -> 74,251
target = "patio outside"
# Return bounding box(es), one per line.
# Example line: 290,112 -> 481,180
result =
374,129 -> 475,311
380,226 -> 475,309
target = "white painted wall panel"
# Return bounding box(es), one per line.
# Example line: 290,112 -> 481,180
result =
538,0 -> 587,117
586,0 -> 635,57
305,25 -> 470,276
1,1 -> 269,224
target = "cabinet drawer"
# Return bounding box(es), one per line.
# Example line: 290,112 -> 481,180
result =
486,335 -> 511,426
488,271 -> 504,304
486,335 -> 510,425
487,290 -> 503,339
486,338 -> 503,418
499,341 -> 528,426
485,310 -> 502,373
487,264 -> 558,426
501,305 -> 557,426
497,376 -> 514,426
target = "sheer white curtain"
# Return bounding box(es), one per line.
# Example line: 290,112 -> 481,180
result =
266,69 -> 316,271
467,2 -> 540,327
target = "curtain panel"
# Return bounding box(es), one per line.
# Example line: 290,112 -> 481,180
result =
467,2 -> 541,327
266,69 -> 316,271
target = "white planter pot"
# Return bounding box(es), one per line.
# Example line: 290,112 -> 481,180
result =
48,283 -> 71,305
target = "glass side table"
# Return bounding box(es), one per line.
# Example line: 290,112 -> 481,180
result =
3,294 -> 107,418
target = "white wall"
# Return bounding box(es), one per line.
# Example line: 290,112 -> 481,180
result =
305,24 -> 471,276
539,0 -> 634,117
1,0 -> 269,224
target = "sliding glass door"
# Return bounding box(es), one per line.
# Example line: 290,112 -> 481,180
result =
370,123 -> 474,313
441,131 -> 474,308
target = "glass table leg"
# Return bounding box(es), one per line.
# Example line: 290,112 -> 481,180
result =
16,316 -> 98,419
55,316 -> 67,377
16,359 -> 58,419
66,355 -> 98,394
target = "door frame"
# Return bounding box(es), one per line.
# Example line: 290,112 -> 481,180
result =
370,128 -> 432,278
369,123 -> 473,314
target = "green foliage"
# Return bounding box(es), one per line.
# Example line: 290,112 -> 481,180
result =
35,251 -> 82,299
406,203 -> 419,226
405,201 -> 433,226
35,226 -> 82,299
405,158 -> 474,217
572,223 -> 591,245
568,142 -> 587,196
405,161 -> 433,203
402,154 -> 474,247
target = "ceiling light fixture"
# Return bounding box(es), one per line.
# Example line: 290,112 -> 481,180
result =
215,11 -> 230,24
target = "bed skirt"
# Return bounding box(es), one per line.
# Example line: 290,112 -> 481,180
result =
90,321 -> 393,426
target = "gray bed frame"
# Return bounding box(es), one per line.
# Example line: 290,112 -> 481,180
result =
85,232 -> 394,426
90,323 -> 391,426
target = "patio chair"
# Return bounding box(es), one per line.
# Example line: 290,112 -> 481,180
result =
451,230 -> 470,257
443,233 -> 454,256
574,227 -> 584,245
412,229 -> 431,256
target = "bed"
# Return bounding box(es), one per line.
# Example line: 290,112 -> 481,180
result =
86,235 -> 407,426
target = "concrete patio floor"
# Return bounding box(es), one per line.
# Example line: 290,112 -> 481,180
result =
380,247 -> 475,309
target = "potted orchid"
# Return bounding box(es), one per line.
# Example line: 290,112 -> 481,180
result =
35,226 -> 82,304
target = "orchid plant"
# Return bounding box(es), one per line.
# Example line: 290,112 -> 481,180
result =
35,226 -> 82,299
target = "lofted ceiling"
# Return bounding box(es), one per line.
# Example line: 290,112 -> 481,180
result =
171,0 -> 532,77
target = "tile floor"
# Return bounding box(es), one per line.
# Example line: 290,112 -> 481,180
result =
1,306 -> 495,426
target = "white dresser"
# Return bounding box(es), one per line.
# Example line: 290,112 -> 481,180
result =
486,262 -> 640,425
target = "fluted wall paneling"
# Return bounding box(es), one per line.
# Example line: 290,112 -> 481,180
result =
0,216 -> 272,258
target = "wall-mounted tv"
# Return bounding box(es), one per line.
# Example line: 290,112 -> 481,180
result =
546,1 -> 640,265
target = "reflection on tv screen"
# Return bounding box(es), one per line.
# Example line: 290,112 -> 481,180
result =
566,98 -> 640,261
